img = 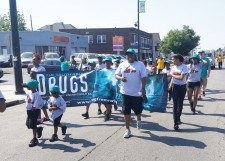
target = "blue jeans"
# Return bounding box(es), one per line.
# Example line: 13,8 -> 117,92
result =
172,84 -> 187,124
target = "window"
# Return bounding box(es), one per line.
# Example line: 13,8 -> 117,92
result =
87,35 -> 93,44
133,34 -> 138,43
97,35 -> 106,43
141,37 -> 144,47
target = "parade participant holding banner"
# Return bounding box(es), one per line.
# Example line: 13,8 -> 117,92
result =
102,57 -> 115,121
0,90 -> 6,112
96,55 -> 105,115
59,56 -> 70,71
169,54 -> 188,131
112,59 -> 120,111
143,60 -> 151,77
48,85 -> 67,142
115,48 -> 147,138
187,54 -> 207,115
81,61 -> 96,119
22,79 -> 44,147
30,54 -> 50,124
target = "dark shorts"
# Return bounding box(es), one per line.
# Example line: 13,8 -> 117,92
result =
41,104 -> 48,110
187,81 -> 201,89
53,114 -> 63,126
26,109 -> 41,129
122,94 -> 143,115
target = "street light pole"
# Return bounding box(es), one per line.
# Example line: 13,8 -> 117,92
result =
9,0 -> 24,94
137,0 -> 140,60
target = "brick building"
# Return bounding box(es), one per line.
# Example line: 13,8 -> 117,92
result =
61,27 -> 160,61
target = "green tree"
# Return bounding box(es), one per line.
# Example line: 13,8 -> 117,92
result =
160,25 -> 200,56
0,11 -> 27,31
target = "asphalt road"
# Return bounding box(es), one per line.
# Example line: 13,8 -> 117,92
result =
0,67 -> 225,161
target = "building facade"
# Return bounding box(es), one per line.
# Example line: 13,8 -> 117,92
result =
0,31 -> 88,60
61,28 -> 160,60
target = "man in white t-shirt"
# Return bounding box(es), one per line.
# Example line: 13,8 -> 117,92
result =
0,90 -> 6,112
115,48 -> 147,138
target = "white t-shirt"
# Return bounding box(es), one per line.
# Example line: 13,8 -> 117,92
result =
187,62 -> 203,82
115,60 -> 147,96
26,91 -> 44,110
95,63 -> 105,70
31,66 -> 46,72
0,90 -> 5,100
47,96 -> 66,120
162,68 -> 172,74
170,64 -> 188,85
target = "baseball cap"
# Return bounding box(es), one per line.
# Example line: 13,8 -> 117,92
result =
33,53 -> 41,60
104,57 -> 113,63
22,79 -> 39,89
125,48 -> 136,54
88,61 -> 96,66
198,50 -> 205,53
59,56 -> 65,62
97,55 -> 103,59
49,85 -> 60,93
115,56 -> 121,60
192,54 -> 200,60
114,59 -> 120,63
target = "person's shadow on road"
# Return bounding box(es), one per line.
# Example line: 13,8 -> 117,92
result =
133,131 -> 207,149
63,134 -> 96,148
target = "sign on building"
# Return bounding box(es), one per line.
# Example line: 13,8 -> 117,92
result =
113,36 -> 124,51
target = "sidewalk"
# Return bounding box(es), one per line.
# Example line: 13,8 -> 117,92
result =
1,84 -> 26,107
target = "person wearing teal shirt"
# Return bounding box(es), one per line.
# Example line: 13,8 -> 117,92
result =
198,51 -> 211,100
59,56 -> 70,71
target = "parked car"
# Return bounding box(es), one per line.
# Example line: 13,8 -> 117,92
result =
0,54 -> 13,67
74,53 -> 99,65
27,60 -> 61,74
43,52 -> 59,60
0,68 -> 3,79
21,52 -> 34,67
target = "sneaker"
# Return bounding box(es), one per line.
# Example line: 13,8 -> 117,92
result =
37,119 -> 43,125
123,129 -> 131,138
37,126 -> 43,138
42,117 -> 50,122
174,124 -> 179,131
104,114 -> 110,121
98,109 -> 102,115
49,134 -> 59,142
193,108 -> 196,115
29,138 -> 39,147
82,112 -> 89,119
137,120 -> 142,130
203,91 -> 205,96
61,126 -> 67,135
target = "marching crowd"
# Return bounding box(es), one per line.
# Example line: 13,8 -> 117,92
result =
0,48 -> 221,148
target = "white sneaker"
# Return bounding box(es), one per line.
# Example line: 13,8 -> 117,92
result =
123,129 -> 131,138
137,120 -> 142,130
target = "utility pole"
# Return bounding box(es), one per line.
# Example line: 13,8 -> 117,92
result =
9,0 -> 24,94
30,15 -> 33,31
137,0 -> 140,60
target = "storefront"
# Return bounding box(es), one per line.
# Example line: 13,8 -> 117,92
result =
0,31 -> 89,60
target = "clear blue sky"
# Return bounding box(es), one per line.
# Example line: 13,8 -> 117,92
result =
1,0 -> 225,49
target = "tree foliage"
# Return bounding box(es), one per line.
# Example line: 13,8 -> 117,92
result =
0,11 -> 27,31
160,25 -> 200,56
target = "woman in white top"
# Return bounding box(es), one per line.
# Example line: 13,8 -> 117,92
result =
187,54 -> 207,114
169,54 -> 188,130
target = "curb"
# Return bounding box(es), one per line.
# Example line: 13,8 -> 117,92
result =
6,99 -> 25,107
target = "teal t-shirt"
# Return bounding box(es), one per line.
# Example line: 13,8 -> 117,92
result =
201,57 -> 210,78
61,62 -> 70,71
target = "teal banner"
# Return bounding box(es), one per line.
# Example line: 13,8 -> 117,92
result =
35,71 -> 168,112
